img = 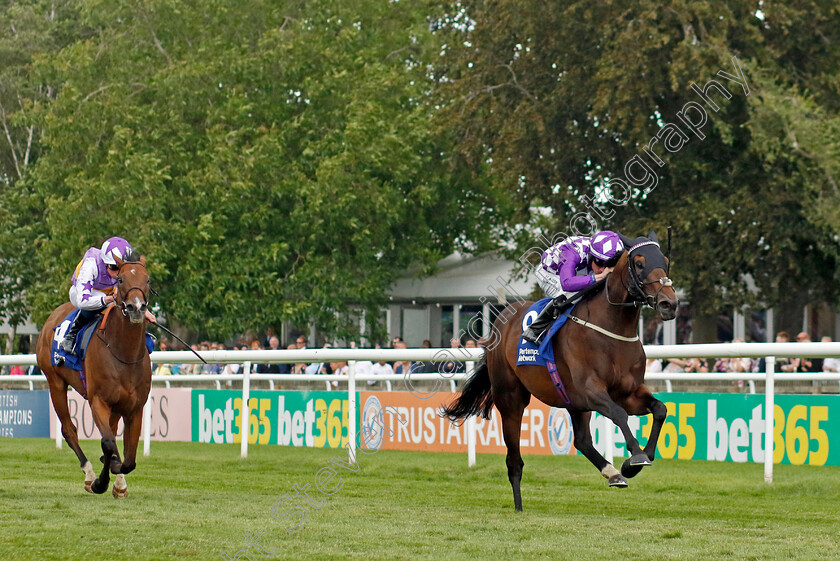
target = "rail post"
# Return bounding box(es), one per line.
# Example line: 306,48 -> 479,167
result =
764,356 -> 775,483
143,394 -> 152,456
55,412 -> 62,449
241,361 -> 251,458
348,360 -> 357,465
604,415 -> 614,465
466,360 -> 476,467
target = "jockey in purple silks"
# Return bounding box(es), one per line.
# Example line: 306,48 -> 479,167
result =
59,237 -> 156,354
522,230 -> 625,344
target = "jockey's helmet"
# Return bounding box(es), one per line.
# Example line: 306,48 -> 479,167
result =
589,230 -> 624,267
101,237 -> 132,266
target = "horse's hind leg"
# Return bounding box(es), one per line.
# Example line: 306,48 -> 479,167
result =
46,377 -> 94,492
88,397 -> 119,494
494,383 -> 530,512
569,410 -> 627,487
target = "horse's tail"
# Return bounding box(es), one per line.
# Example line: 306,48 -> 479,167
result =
441,361 -> 494,421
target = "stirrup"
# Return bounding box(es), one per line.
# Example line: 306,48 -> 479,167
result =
60,336 -> 77,354
522,328 -> 544,345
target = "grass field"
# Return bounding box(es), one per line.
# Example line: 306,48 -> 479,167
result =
1,438 -> 839,561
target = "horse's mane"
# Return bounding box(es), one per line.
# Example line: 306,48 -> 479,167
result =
577,279 -> 606,304
577,250 -> 629,304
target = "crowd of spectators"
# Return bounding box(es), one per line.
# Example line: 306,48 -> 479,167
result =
646,330 -> 837,376
149,332 -> 482,387
646,330 -> 838,392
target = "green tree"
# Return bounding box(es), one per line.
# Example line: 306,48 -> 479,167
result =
0,0 -> 86,352
433,0 -> 840,326
20,0 -> 501,341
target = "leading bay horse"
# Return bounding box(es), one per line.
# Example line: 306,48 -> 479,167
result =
36,251 -> 153,498
443,231 -> 678,511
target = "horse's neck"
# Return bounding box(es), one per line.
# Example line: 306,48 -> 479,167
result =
107,311 -> 146,358
590,269 -> 641,333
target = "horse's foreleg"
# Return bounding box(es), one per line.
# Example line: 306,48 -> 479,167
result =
120,408 -> 142,475
569,410 -> 627,488
46,378 -> 94,492
112,408 -> 144,499
617,387 -> 668,478
584,382 -> 650,478
88,398 -> 118,494
108,411 -> 124,475
641,394 -> 667,462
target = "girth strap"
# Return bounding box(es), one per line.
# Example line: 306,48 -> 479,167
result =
545,360 -> 570,405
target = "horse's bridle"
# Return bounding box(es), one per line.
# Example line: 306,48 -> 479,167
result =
607,241 -> 673,309
94,261 -> 151,365
113,261 -> 150,316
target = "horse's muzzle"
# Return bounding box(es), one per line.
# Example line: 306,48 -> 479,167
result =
124,301 -> 147,324
657,298 -> 678,321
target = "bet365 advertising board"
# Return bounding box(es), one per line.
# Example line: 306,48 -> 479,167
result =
6,388 -> 838,466
192,390 -> 353,448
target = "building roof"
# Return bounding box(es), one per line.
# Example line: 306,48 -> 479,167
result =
388,252 -> 537,304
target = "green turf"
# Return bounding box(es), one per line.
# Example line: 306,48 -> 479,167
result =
1,438 -> 838,560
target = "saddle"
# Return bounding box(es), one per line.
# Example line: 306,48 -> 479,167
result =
51,309 -> 111,370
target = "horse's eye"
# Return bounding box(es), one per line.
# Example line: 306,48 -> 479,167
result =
634,260 -> 645,271
117,277 -> 124,285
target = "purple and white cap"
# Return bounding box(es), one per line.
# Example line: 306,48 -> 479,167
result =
589,230 -> 624,262
100,237 -> 132,266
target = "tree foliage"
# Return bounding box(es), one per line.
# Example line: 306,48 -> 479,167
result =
0,1 -> 86,338
14,0 -> 502,339
433,0 -> 840,314
3,0 -> 840,343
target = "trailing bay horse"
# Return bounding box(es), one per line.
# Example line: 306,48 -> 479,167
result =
443,231 -> 678,511
36,251 -> 153,498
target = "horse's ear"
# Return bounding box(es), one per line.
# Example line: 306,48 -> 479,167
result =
139,255 -> 146,267
114,255 -> 125,268
619,233 -> 634,249
647,230 -> 659,243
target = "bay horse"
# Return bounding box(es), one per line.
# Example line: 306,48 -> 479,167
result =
443,231 -> 678,511
36,251 -> 153,498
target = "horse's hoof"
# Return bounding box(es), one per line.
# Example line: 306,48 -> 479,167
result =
84,481 -> 94,493
90,478 -> 108,495
112,485 -> 128,499
621,454 -> 651,478
628,453 -> 652,466
608,474 -> 628,487
621,463 -> 643,478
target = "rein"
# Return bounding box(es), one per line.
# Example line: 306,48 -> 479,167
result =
94,312 -> 148,365
95,330 -> 147,365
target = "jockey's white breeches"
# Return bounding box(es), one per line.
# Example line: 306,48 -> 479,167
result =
535,267 -> 576,299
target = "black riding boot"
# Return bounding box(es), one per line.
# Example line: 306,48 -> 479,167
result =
522,296 -> 568,345
60,308 -> 99,354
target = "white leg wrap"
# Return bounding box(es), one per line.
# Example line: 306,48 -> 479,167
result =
114,473 -> 127,491
601,464 -> 621,479
82,461 -> 95,482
